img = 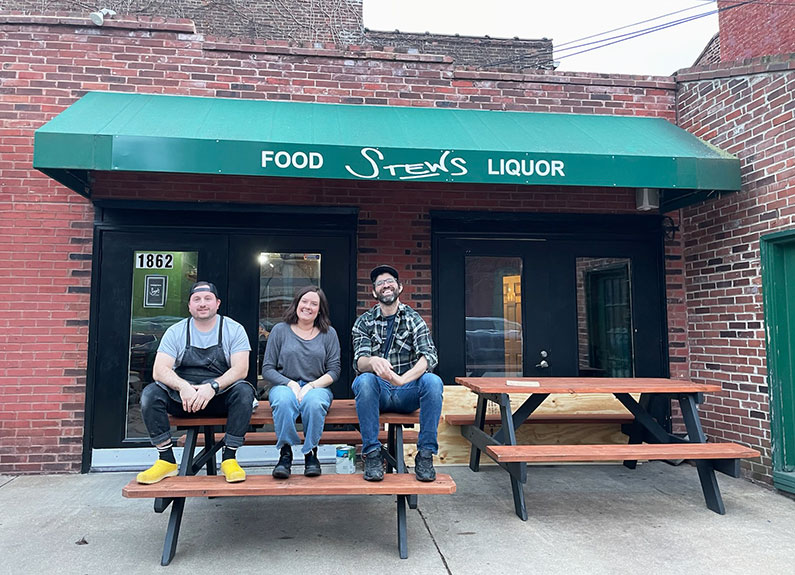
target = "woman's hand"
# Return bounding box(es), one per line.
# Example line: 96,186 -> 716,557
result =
297,383 -> 315,403
287,380 -> 302,402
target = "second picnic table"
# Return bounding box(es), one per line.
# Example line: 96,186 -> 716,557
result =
453,377 -> 759,520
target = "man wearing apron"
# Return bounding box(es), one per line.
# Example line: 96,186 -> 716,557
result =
137,281 -> 255,484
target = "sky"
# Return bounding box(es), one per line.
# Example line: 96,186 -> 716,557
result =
363,1 -> 720,76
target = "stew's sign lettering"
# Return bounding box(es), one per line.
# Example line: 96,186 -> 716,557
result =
261,146 -> 566,183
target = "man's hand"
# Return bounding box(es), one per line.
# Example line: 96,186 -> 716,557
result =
369,356 -> 394,379
187,383 -> 216,412
384,370 -> 407,386
179,384 -> 198,412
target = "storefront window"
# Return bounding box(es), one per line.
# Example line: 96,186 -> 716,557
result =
464,256 -> 523,377
126,251 -> 198,440
576,257 -> 634,377
257,253 -> 321,378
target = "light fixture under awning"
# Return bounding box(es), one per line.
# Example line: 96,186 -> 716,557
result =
34,91 -> 741,204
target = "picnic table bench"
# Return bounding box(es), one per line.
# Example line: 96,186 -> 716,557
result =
454,377 -> 760,520
122,398 -> 455,565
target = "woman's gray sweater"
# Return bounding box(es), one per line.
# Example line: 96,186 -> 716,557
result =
261,322 -> 341,387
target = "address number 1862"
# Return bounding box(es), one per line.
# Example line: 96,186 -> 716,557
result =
136,253 -> 174,269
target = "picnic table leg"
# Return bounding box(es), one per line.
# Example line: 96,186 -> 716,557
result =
154,427 -> 201,514
159,427 -> 199,564
497,393 -> 527,521
622,394 -> 650,470
397,425 -> 418,509
386,424 -> 395,474
468,395 -> 487,472
396,494 -> 408,559
678,394 -> 725,514
161,498 -> 186,566
204,425 -> 217,476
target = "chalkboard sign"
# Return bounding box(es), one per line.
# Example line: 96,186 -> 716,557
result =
144,275 -> 168,308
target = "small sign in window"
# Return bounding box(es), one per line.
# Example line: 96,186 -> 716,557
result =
144,275 -> 168,308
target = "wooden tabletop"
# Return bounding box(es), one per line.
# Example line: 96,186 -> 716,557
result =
455,377 -> 723,395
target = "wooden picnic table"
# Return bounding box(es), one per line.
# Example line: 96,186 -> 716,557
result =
455,377 -> 759,520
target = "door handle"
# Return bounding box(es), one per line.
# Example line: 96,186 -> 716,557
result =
536,350 -> 549,369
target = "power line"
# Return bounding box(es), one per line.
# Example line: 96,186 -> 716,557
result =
556,7 -> 721,61
482,0 -> 791,69
555,1 -> 715,49
554,0 -> 769,62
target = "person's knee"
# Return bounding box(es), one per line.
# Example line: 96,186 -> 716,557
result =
268,385 -> 293,408
419,373 -> 444,397
140,383 -> 165,413
352,373 -> 378,397
302,391 -> 330,414
227,382 -> 254,404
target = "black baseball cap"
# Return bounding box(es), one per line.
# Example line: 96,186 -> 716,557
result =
189,281 -> 219,297
370,265 -> 399,283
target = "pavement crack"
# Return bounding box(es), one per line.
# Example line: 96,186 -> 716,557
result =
418,506 -> 453,575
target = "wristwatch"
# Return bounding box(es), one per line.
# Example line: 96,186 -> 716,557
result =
209,380 -> 220,394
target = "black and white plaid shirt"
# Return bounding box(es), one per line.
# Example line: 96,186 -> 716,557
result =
352,303 -> 438,376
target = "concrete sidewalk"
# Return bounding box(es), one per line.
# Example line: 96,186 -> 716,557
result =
1,463 -> 793,575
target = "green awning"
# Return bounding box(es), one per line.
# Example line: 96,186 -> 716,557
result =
34,91 -> 740,201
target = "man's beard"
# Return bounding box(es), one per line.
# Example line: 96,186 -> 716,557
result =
376,291 -> 398,305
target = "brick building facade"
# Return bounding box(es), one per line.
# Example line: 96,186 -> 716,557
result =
0,0 -> 553,71
718,0 -> 795,62
0,4 -> 793,494
676,54 -> 795,483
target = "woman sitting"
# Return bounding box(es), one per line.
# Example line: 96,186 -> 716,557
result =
262,286 -> 340,478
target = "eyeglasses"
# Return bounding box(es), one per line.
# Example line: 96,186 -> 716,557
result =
374,278 -> 398,288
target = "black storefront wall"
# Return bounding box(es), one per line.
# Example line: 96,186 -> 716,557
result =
84,202 -> 357,466
431,211 -> 669,385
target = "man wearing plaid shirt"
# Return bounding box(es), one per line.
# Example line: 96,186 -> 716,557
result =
352,265 -> 443,482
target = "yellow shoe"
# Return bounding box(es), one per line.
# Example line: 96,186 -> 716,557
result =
221,458 -> 246,483
136,459 -> 178,484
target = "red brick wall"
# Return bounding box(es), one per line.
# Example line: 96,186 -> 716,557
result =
0,13 -> 676,474
718,0 -> 795,62
1,1 -> 365,44
676,54 -> 795,483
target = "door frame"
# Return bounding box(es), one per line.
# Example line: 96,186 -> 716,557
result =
761,229 -> 795,493
431,211 -> 669,387
82,200 -> 358,471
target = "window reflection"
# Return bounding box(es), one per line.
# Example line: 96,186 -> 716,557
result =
258,253 -> 321,378
465,256 -> 523,377
126,251 -> 197,440
577,257 -> 634,378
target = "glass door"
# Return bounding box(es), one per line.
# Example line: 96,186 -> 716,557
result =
226,234 -> 355,400
434,234 -> 666,385
92,232 -> 229,447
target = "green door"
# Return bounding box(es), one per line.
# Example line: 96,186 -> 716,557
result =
762,231 -> 795,493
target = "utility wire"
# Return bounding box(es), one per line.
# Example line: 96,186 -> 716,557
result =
482,0 -> 784,69
555,1 -> 715,49
556,8 -> 721,60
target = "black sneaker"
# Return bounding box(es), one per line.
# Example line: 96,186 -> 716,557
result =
363,449 -> 384,482
414,449 -> 436,482
304,447 -> 322,477
272,444 -> 292,479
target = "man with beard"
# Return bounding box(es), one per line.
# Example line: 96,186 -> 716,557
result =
136,281 -> 255,484
351,265 -> 443,482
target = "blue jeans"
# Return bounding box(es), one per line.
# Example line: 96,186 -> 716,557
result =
140,381 -> 255,449
352,372 -> 443,456
268,383 -> 333,454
